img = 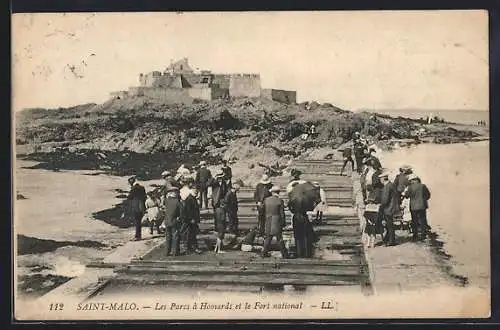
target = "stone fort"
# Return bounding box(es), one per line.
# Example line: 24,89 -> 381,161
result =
110,58 -> 297,104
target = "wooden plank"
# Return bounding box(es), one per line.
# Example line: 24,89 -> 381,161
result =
117,264 -> 362,277
129,258 -> 364,267
111,273 -> 361,286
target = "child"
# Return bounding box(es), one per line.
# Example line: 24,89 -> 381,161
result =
362,203 -> 379,248
145,192 -> 161,235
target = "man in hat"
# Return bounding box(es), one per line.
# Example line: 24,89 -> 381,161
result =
224,183 -> 240,235
179,180 -> 201,254
195,161 -> 212,210
221,160 -> 233,189
162,170 -> 181,192
163,186 -> 182,256
262,185 -> 288,258
212,171 -> 228,253
126,177 -> 147,241
340,146 -> 355,176
367,148 -> 382,170
379,172 -> 399,246
365,159 -> 383,204
403,174 -> 431,241
394,165 -> 412,203
254,174 -> 273,236
353,135 -> 367,173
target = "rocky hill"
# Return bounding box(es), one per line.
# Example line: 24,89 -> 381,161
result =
15,96 -> 485,180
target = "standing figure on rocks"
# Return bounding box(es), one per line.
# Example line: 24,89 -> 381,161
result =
163,186 -> 182,256
379,172 -> 399,246
403,174 -> 431,241
221,160 -> 233,188
224,183 -> 240,235
212,172 -> 229,253
254,174 -> 273,236
340,146 -> 355,176
126,176 -> 147,241
180,180 -> 201,254
195,161 -> 212,210
262,185 -> 288,258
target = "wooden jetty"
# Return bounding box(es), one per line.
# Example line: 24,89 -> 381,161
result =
85,159 -> 373,297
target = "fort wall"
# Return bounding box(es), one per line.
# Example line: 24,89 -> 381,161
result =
229,74 -> 261,98
261,88 -> 297,104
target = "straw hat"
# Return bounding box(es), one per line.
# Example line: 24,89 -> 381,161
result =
378,171 -> 390,178
260,174 -> 271,184
199,161 -> 207,166
161,170 -> 171,177
269,185 -> 281,193
408,173 -> 419,181
166,186 -> 179,192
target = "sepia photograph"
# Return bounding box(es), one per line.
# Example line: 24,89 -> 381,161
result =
12,10 -> 490,320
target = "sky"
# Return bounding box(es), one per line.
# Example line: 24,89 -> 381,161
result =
11,11 -> 488,112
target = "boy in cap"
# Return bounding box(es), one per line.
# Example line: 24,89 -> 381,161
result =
262,185 -> 288,258
195,161 -> 212,209
379,172 -> 399,246
254,174 -> 273,236
126,176 -> 147,241
221,160 -> 233,188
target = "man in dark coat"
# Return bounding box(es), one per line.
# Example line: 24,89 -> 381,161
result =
365,161 -> 383,204
353,136 -> 367,173
368,149 -> 382,170
394,165 -> 412,202
224,183 -> 240,235
212,172 -> 228,253
262,185 -> 288,258
254,174 -> 273,236
126,177 -> 147,241
404,174 -> 431,241
163,186 -> 182,256
340,147 -> 355,176
221,160 -> 233,188
287,181 -> 316,258
379,172 -> 400,246
195,161 -> 212,209
180,182 -> 201,254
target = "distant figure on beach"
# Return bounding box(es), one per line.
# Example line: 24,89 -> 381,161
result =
195,161 -> 212,210
261,185 -> 289,259
179,180 -> 201,254
340,147 -> 354,176
163,186 -> 182,256
309,124 -> 316,135
379,172 -> 399,246
224,183 -> 240,235
403,174 -> 432,241
126,176 -> 147,241
221,160 -> 233,188
254,174 -> 273,237
312,182 -> 327,225
212,172 -> 228,253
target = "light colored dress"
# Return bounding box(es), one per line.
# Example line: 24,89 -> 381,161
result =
313,188 -> 327,213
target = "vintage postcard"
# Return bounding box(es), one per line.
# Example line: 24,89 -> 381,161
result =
12,10 -> 490,320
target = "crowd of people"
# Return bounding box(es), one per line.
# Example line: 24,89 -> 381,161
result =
124,159 -> 322,259
350,132 -> 432,248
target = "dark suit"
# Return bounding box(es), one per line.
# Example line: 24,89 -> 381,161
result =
164,196 -> 182,256
380,181 -> 399,245
212,181 -> 228,239
221,165 -> 232,188
262,195 -> 288,257
353,142 -> 367,173
254,182 -> 273,235
405,181 -> 431,239
180,194 -> 200,253
128,183 -> 146,239
224,189 -> 239,234
366,170 -> 383,204
341,148 -> 354,174
195,167 -> 212,209
394,173 -> 409,201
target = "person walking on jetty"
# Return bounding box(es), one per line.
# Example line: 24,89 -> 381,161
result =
340,146 -> 355,176
180,180 -> 201,254
404,174 -> 432,241
212,172 -> 228,253
262,185 -> 289,259
286,169 -> 305,194
365,160 -> 383,204
224,183 -> 240,235
126,176 -> 147,241
161,170 -> 181,198
163,186 -> 182,256
312,182 -> 327,225
145,191 -> 161,235
254,174 -> 273,236
195,161 -> 212,210
367,148 -> 382,170
221,160 -> 233,188
379,172 -> 399,246
287,180 -> 315,259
